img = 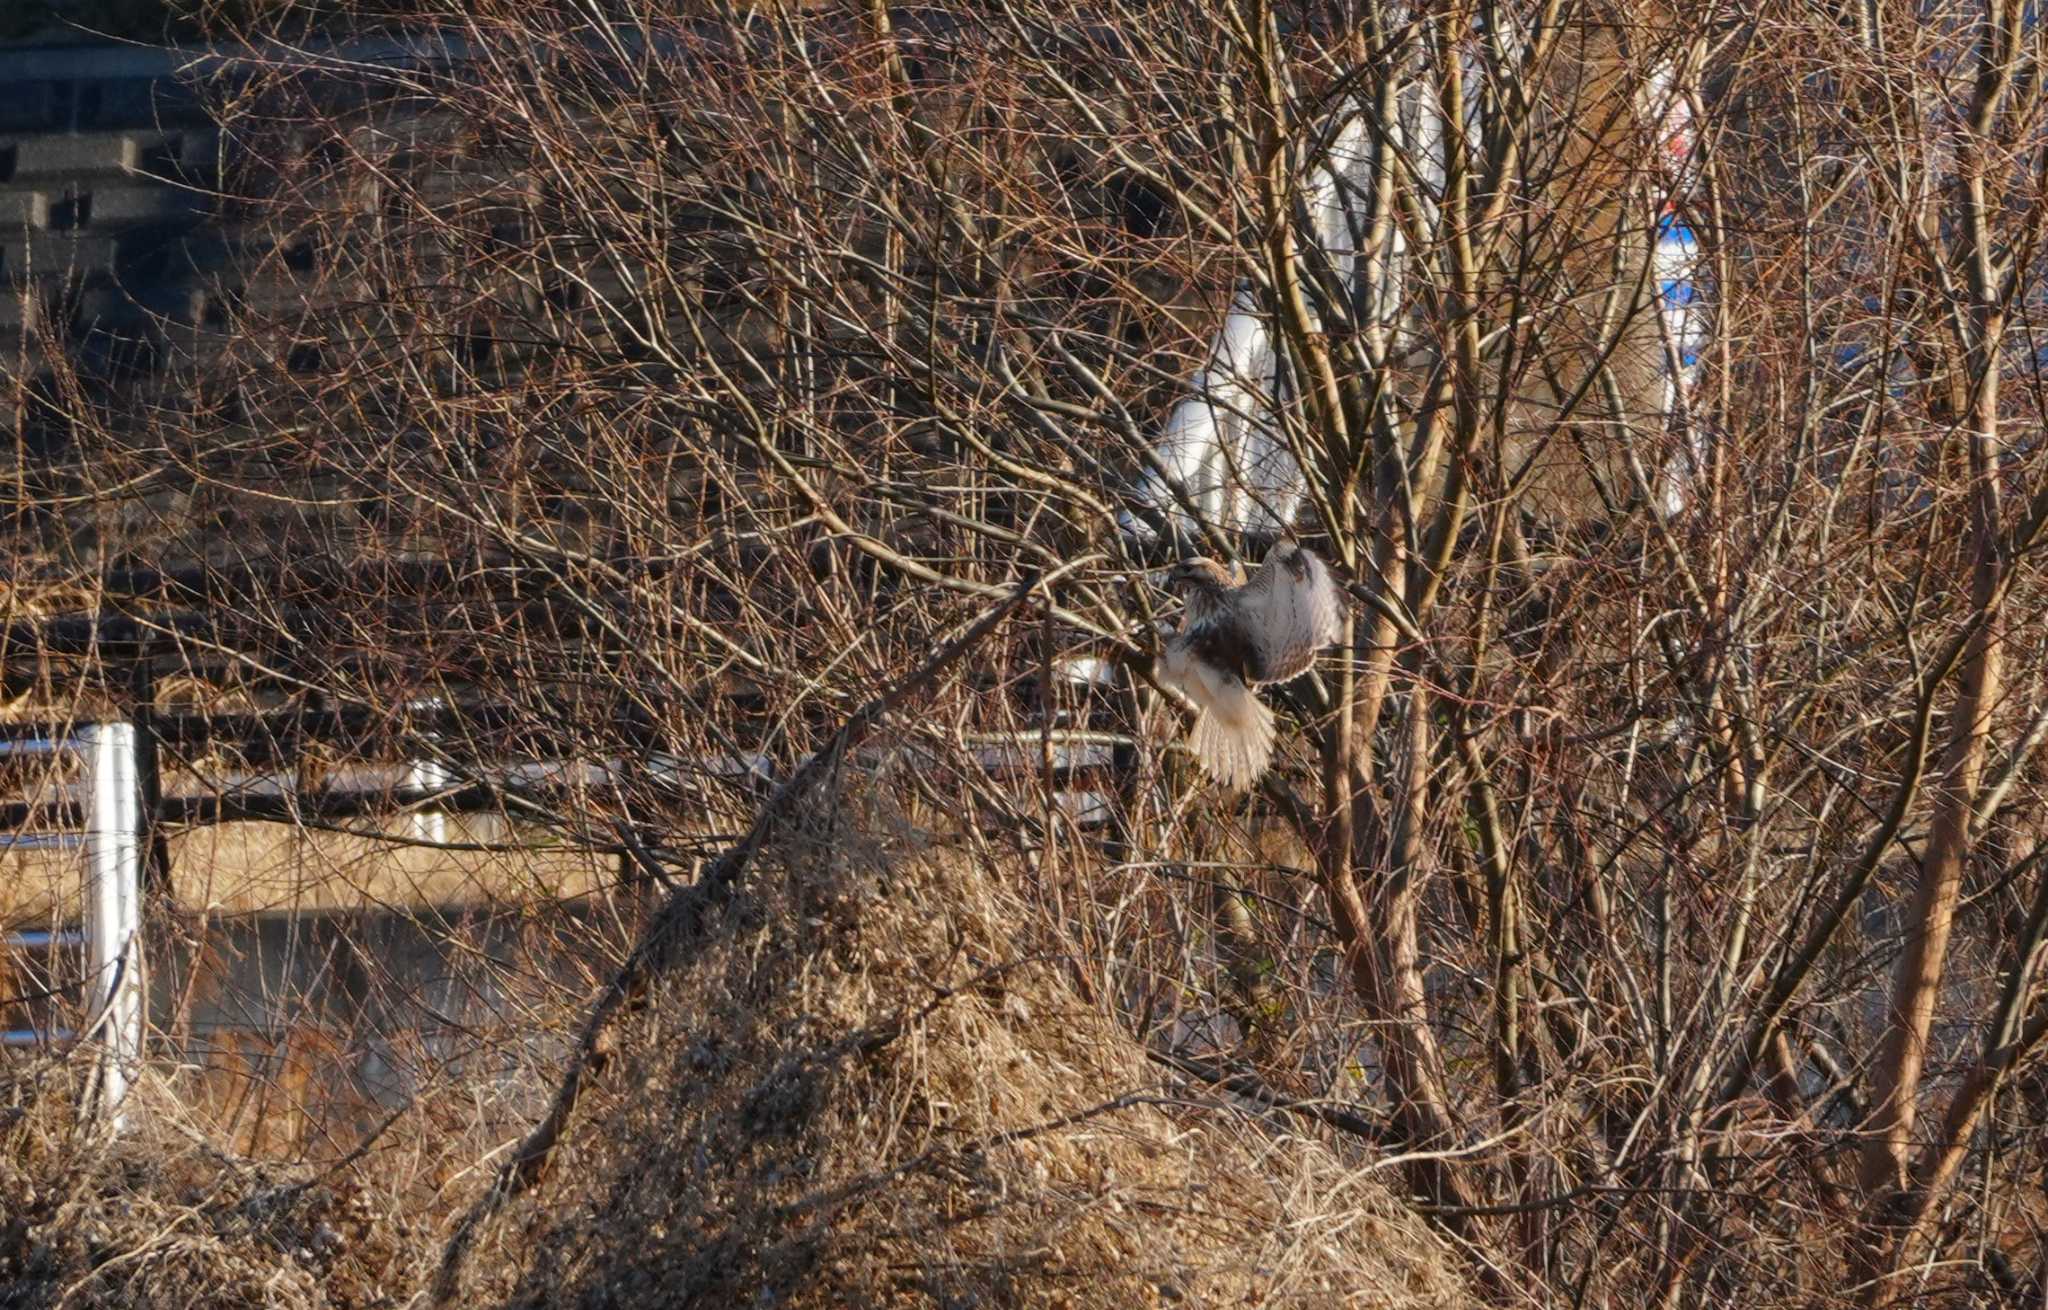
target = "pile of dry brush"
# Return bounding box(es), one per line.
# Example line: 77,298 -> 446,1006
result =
1,784 -> 1470,1309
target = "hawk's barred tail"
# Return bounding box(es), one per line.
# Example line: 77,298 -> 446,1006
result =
1188,690 -> 1275,791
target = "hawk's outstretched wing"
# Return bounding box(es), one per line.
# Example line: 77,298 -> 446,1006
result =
1233,542 -> 1345,684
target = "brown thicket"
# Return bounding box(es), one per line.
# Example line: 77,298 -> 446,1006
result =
5,0 -> 2048,1306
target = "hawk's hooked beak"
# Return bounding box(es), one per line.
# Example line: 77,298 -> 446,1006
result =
1107,569 -> 1172,588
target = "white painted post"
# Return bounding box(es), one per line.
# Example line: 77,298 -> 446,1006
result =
405,758 -> 450,845
406,699 -> 448,845
82,722 -> 143,1132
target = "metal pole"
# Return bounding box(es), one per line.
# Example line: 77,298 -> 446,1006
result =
406,698 -> 449,846
83,722 -> 143,1132
406,757 -> 450,844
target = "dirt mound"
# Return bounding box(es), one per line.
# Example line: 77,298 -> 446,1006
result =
475,810 -> 1475,1309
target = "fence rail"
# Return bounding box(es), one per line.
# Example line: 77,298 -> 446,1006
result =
1,647 -> 1139,1133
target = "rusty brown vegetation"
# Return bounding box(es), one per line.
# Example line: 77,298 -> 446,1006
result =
5,0 -> 2048,1305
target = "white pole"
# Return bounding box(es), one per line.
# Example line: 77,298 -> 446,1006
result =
406,757 -> 450,845
406,698 -> 448,845
82,722 -> 143,1132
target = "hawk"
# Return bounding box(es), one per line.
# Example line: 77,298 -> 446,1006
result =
1154,540 -> 1346,789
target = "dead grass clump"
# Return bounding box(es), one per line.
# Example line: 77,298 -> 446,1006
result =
0,1055 -> 427,1308
480,804 -> 1475,1309
1,790 -> 1475,1309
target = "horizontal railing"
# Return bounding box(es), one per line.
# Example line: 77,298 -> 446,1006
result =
0,648 -> 1135,1134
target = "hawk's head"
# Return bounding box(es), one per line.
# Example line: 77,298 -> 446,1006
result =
1161,557 -> 1238,604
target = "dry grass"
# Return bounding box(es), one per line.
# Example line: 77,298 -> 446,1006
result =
0,1055 -> 430,1309
0,788 -> 1474,1309
470,794 -> 1472,1309
0,818 -> 616,921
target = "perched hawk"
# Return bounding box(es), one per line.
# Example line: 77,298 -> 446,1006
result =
1154,541 -> 1346,789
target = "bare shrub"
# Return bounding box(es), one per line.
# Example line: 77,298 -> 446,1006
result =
5,0 -> 2048,1305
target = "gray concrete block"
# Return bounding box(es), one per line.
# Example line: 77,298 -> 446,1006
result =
2,190 -> 50,229
13,133 -> 138,178
70,181 -> 204,226
18,232 -> 121,279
